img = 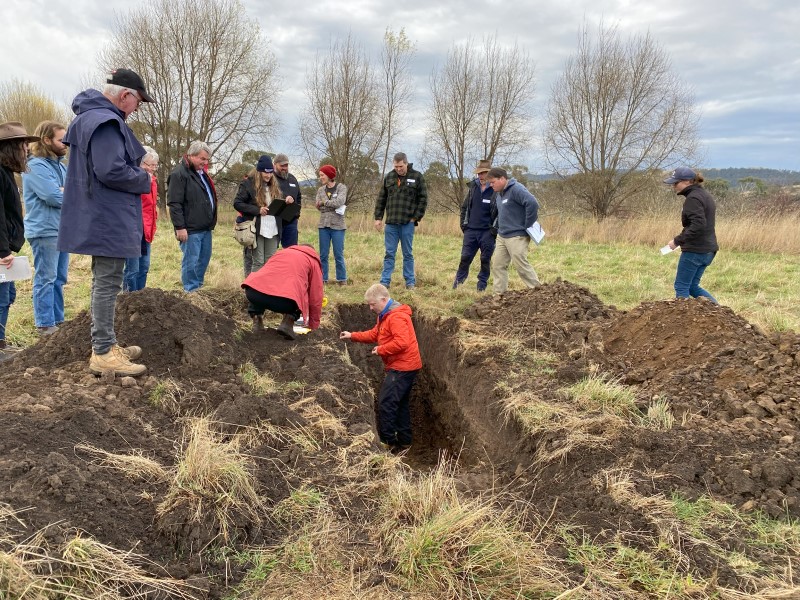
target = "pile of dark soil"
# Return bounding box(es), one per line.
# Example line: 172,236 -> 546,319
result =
1,282 -> 798,597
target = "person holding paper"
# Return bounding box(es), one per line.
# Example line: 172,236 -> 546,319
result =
22,120 -> 69,336
167,141 -> 218,292
453,159 -> 495,292
315,164 -> 348,285
0,122 -> 40,357
663,167 -> 718,303
487,167 -> 541,293
233,155 -> 284,275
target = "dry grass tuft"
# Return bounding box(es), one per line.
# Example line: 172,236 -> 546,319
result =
562,373 -> 638,416
376,460 -> 567,598
75,443 -> 169,483
158,416 -> 264,543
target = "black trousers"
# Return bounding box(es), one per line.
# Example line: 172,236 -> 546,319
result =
244,286 -> 301,319
377,369 -> 419,446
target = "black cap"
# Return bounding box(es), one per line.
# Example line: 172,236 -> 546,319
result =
107,68 -> 155,103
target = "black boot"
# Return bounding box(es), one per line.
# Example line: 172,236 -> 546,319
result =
252,314 -> 263,333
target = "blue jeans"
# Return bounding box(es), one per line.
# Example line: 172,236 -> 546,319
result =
123,241 -> 151,292
180,230 -> 213,292
454,228 -> 495,291
29,236 -> 69,327
318,227 -> 347,282
381,221 -> 416,287
280,218 -> 298,248
0,281 -> 16,341
674,251 -> 717,303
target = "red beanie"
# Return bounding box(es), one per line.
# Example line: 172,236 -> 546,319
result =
320,165 -> 336,180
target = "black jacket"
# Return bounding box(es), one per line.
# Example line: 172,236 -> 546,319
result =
674,184 -> 718,253
167,157 -> 218,233
0,166 -> 24,258
232,176 -> 283,238
460,178 -> 495,231
275,171 -> 302,222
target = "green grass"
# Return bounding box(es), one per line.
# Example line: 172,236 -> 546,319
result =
6,208 -> 799,348
561,373 -> 638,416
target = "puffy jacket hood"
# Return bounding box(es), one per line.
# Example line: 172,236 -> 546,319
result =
294,244 -> 322,266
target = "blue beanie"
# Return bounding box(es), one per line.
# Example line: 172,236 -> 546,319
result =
256,155 -> 274,173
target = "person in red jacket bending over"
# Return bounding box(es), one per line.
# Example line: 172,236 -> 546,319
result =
242,244 -> 324,340
340,283 -> 422,453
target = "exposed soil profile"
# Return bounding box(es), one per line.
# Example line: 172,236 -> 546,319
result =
1,283 -> 798,597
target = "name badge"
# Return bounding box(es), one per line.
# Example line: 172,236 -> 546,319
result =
406,178 -> 416,183
482,199 -> 490,203
502,199 -> 508,204
289,183 -> 297,187
332,194 -> 337,198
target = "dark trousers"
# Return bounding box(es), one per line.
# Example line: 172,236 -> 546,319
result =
453,228 -> 496,291
244,286 -> 301,319
377,369 -> 419,446
280,219 -> 298,248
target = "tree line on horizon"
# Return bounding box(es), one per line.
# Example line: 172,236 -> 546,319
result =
1,0 -> 796,221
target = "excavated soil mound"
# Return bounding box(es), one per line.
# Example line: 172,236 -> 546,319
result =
2,282 -> 799,596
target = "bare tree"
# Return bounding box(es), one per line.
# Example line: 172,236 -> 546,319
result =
101,0 -> 279,204
379,28 -> 415,175
426,34 -> 536,212
544,24 -> 699,220
300,33 -> 385,208
0,79 -> 71,134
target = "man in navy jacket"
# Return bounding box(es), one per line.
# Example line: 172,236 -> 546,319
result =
453,159 -> 495,291
59,69 -> 154,376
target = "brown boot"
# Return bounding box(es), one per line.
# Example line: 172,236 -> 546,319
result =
89,346 -> 147,376
252,314 -> 263,333
276,314 -> 296,340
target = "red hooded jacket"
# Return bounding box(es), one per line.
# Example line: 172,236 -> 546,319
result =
141,175 -> 158,243
241,245 -> 324,329
351,302 -> 422,372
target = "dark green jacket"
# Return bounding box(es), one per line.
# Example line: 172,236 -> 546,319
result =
374,163 -> 428,224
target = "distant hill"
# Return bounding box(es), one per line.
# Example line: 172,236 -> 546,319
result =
701,168 -> 800,186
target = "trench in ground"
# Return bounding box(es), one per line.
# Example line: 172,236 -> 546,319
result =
338,305 -> 519,470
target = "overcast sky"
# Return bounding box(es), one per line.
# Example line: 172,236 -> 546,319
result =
2,0 -> 798,173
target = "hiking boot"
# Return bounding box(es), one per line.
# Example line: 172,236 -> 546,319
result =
89,346 -> 146,376
252,314 -> 264,333
37,325 -> 59,336
405,283 -> 416,290
117,345 -> 142,360
276,314 -> 296,340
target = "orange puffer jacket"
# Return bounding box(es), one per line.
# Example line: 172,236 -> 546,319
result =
351,302 -> 422,372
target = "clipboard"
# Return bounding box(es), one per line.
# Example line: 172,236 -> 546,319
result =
0,256 -> 32,282
268,199 -> 300,222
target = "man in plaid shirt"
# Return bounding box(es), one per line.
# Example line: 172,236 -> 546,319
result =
374,152 -> 428,289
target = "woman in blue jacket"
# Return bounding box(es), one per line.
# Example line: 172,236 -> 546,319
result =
23,120 -> 69,335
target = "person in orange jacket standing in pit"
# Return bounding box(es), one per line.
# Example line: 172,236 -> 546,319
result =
340,283 -> 422,453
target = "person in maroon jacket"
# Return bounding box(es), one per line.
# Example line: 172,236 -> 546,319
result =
241,244 -> 324,340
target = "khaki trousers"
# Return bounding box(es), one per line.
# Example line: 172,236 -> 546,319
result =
491,235 -> 540,293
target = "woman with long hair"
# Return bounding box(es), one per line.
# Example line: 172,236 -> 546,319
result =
664,167 -> 719,303
22,120 -> 69,335
233,155 -> 283,276
0,122 -> 40,358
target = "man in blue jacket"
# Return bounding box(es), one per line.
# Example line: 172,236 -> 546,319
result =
59,68 -> 154,376
453,159 -> 495,292
487,167 -> 541,293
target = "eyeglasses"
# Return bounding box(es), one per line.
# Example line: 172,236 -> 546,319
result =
129,90 -> 143,108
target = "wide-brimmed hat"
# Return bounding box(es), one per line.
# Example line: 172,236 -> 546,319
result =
107,68 -> 155,103
0,122 -> 40,143
474,159 -> 492,174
